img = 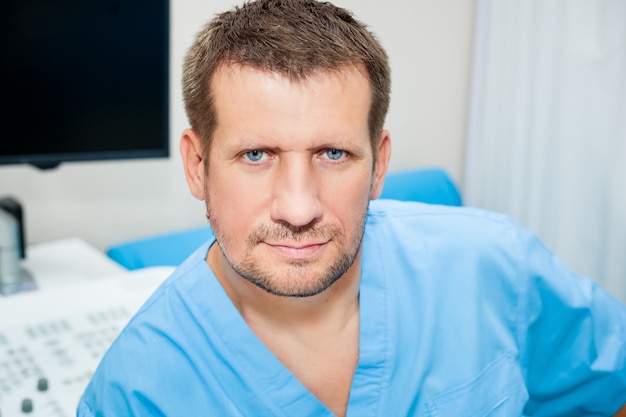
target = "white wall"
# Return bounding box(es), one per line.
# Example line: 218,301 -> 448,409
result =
0,0 -> 475,251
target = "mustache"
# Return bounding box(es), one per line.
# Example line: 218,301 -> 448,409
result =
247,222 -> 341,246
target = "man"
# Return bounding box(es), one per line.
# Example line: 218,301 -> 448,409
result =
78,0 -> 626,416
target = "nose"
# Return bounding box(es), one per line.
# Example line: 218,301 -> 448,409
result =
270,156 -> 323,227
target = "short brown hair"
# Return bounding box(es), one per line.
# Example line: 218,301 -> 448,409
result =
182,0 -> 391,158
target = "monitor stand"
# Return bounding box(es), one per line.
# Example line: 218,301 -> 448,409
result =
0,206 -> 37,295
0,268 -> 36,296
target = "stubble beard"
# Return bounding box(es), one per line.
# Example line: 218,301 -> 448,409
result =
208,204 -> 369,298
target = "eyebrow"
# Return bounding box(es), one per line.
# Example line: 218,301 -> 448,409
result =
223,135 -> 367,154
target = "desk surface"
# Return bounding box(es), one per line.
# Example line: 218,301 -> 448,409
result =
0,264 -> 174,328
21,238 -> 127,292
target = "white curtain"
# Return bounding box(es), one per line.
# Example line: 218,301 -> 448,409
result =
465,0 -> 626,303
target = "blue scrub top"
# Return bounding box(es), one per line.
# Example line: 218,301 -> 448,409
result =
78,200 -> 626,416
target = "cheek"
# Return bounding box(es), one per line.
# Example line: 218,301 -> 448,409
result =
323,168 -> 373,201
206,175 -> 267,243
320,170 -> 373,221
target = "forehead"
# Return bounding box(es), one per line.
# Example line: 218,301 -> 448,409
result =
209,64 -> 372,146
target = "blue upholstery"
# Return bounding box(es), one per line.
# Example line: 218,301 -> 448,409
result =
106,167 -> 462,270
107,226 -> 214,271
379,167 -> 462,206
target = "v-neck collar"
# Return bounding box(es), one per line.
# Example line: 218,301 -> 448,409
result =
184,225 -> 387,416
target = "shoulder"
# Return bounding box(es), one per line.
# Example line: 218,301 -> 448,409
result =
79,240 -> 219,415
366,199 -> 531,256
363,199 -> 532,326
368,198 -> 514,223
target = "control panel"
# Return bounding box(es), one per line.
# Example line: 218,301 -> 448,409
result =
0,266 -> 173,416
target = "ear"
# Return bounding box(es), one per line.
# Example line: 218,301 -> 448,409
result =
180,128 -> 207,200
370,129 -> 391,200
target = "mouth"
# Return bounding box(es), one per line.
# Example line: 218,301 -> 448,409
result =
262,240 -> 329,260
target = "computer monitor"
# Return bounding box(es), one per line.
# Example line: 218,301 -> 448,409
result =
1,1 -> 169,170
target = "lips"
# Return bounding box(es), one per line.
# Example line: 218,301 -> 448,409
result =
262,240 -> 329,260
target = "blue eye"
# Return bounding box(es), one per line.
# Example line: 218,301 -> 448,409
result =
245,150 -> 265,162
325,149 -> 344,160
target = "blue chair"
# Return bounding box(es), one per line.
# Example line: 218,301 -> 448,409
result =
106,167 -> 461,270
107,226 -> 214,270
379,167 -> 462,206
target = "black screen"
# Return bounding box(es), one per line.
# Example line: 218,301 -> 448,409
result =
1,1 -> 169,169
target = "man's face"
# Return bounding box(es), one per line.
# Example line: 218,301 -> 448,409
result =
191,65 -> 389,297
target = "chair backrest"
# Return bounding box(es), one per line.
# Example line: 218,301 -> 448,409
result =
379,167 -> 462,206
107,226 -> 214,270
107,167 -> 462,270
